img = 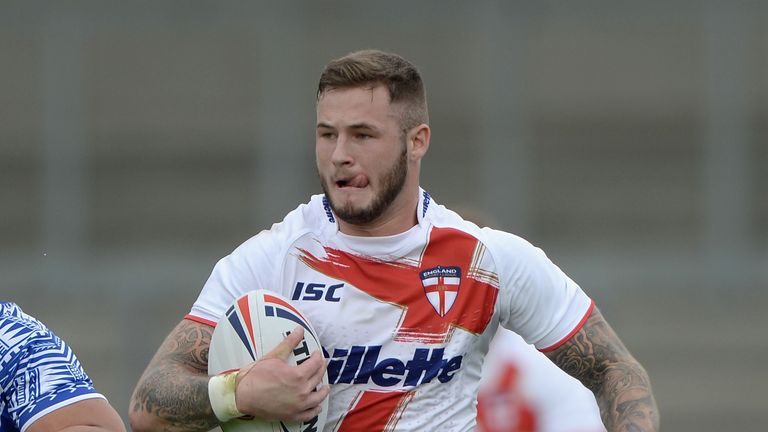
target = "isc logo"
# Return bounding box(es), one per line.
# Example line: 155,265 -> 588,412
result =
291,282 -> 343,302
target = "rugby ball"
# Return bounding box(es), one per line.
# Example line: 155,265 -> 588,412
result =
209,289 -> 328,432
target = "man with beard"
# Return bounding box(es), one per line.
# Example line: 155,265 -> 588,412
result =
129,50 -> 659,432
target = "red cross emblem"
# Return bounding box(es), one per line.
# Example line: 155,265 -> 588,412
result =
420,266 -> 461,317
297,227 -> 498,344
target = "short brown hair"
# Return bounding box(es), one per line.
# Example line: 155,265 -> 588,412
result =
317,49 -> 429,130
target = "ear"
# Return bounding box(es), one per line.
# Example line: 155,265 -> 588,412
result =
407,124 -> 430,161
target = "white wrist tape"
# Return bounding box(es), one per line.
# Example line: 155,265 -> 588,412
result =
208,371 -> 244,422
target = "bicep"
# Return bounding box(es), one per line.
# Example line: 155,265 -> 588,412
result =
145,318 -> 213,373
543,307 -> 658,430
543,307 -> 634,392
26,398 -> 125,432
129,318 -> 217,429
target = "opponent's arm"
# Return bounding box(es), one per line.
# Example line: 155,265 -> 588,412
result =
27,398 -> 126,432
544,307 -> 659,432
129,319 -> 217,432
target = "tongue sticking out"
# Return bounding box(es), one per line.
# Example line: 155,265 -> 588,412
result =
347,174 -> 369,188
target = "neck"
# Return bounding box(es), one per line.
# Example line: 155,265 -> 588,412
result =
337,187 -> 420,237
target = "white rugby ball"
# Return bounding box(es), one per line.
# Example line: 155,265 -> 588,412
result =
209,289 -> 328,432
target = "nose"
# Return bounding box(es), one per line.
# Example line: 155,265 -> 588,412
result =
330,134 -> 354,167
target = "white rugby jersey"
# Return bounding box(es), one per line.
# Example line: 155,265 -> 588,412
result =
0,302 -> 105,432
188,189 -> 594,432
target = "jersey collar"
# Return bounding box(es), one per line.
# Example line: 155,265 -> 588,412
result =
321,187 -> 434,234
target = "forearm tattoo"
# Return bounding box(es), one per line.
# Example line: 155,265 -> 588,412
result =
545,308 -> 659,432
131,320 -> 219,431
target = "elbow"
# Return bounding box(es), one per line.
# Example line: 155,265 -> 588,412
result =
128,406 -> 162,432
129,382 -> 167,432
129,418 -> 157,432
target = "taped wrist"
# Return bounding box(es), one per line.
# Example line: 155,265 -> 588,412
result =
208,371 -> 244,422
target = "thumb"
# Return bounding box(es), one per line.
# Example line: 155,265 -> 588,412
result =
264,326 -> 304,361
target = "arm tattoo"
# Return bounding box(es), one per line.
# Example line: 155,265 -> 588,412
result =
131,320 -> 219,431
545,308 -> 660,432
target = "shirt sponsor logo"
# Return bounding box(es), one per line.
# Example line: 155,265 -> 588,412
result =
292,282 -> 343,302
422,190 -> 431,217
322,195 -> 335,223
324,345 -> 463,387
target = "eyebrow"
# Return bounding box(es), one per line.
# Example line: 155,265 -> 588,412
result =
316,122 -> 381,132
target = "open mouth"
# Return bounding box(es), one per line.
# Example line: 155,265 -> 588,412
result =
336,174 -> 369,189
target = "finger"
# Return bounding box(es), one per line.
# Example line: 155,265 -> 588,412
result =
265,326 -> 305,360
295,348 -> 322,373
305,351 -> 328,388
289,403 -> 323,423
292,386 -> 330,420
307,384 -> 330,405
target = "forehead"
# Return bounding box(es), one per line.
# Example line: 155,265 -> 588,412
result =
316,85 -> 400,126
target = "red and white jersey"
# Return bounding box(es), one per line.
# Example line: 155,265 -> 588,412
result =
479,329 -> 606,432
188,189 -> 594,432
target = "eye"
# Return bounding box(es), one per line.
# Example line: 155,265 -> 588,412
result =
357,133 -> 371,140
320,132 -> 337,140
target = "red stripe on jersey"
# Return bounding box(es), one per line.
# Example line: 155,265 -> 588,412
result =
539,299 -> 595,353
298,227 -> 498,344
184,314 -> 217,327
337,390 -> 415,432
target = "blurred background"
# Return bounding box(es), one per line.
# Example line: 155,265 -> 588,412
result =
1,1 -> 766,430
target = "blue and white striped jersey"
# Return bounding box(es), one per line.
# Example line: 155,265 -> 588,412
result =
1,302 -> 104,432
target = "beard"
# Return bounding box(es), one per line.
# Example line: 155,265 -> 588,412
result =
320,144 -> 408,226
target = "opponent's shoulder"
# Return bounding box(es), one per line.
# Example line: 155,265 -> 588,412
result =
0,302 -> 48,346
1,301 -> 28,322
0,303 -> 95,403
